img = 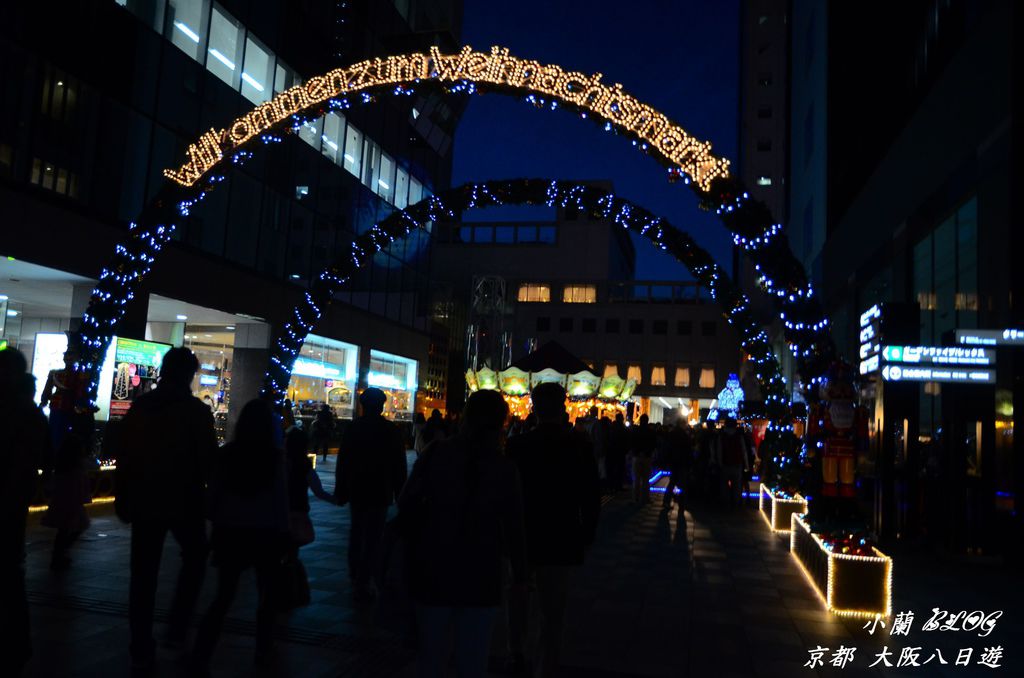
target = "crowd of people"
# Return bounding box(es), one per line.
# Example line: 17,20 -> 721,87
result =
1,342 -> 761,677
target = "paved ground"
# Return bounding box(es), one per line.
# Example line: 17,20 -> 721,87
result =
20,456 -> 1021,677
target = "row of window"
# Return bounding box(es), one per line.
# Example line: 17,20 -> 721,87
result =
517,284 -> 596,304
114,0 -> 428,209
592,363 -> 716,389
536,316 -> 717,337
447,224 -> 558,245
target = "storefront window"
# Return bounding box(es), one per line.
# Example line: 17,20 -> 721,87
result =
378,153 -> 396,203
395,168 -> 409,209
409,177 -> 423,206
298,115 -> 323,151
321,112 -> 344,164
288,334 -> 359,420
343,123 -> 363,177
368,349 -> 418,421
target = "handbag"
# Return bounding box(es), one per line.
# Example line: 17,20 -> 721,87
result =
270,554 -> 311,612
289,510 -> 315,546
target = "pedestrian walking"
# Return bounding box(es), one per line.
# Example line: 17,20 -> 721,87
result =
41,433 -> 91,570
0,348 -> 50,677
398,389 -> 527,678
310,403 -> 334,460
285,422 -> 334,548
712,417 -> 749,508
115,347 -> 218,671
334,387 -> 407,602
505,383 -> 601,677
39,345 -> 88,450
630,414 -> 657,504
605,413 -> 628,492
192,398 -> 291,670
663,421 -> 694,509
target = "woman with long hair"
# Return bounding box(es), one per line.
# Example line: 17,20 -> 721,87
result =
192,398 -> 289,670
399,389 -> 527,678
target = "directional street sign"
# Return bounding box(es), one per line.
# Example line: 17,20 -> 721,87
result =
881,365 -> 995,384
881,345 -> 995,366
955,328 -> 1024,347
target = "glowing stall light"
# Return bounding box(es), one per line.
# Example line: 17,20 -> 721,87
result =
241,73 -> 265,92
174,21 -> 200,43
291,357 -> 343,379
208,49 -> 236,71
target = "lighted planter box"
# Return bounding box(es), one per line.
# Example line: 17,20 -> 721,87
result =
758,485 -> 808,533
790,513 -> 892,619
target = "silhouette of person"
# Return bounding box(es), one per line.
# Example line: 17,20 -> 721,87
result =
505,383 -> 601,676
42,433 -> 91,570
399,389 -> 526,678
193,398 -> 290,669
115,347 -> 217,671
310,402 -> 335,460
605,413 -> 629,492
630,414 -> 657,504
0,348 -> 50,676
334,387 -> 407,601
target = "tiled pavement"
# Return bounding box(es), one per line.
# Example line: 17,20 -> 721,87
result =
21,457 -> 1021,677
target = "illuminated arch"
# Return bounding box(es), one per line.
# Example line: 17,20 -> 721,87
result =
71,46 -> 834,406
266,179 -> 792,425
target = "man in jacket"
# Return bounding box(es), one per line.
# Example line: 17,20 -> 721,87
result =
115,347 -> 217,670
334,387 -> 407,602
505,382 -> 601,677
712,417 -> 750,508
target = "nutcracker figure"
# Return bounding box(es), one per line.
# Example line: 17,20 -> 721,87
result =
806,362 -> 867,498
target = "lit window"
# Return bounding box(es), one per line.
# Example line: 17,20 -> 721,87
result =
699,367 -> 715,389
378,153 -> 396,203
627,364 -> 642,383
298,115 -> 323,151
320,112 -> 344,164
166,0 -> 208,62
408,177 -> 423,206
362,139 -> 381,189
917,291 -> 937,311
517,284 -> 550,303
603,364 -> 619,378
756,176 -> 772,186
650,365 -> 666,386
562,285 -> 596,303
395,168 -> 409,209
274,60 -> 297,94
241,36 -> 272,103
674,366 -> 690,387
207,5 -> 243,88
342,123 -> 363,177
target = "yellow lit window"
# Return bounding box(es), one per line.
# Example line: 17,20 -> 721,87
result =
699,367 -> 715,389
517,284 -> 550,303
562,284 -> 596,303
627,364 -> 642,383
650,365 -> 666,386
955,292 -> 978,311
917,291 -> 937,311
603,364 -> 619,378
674,366 -> 690,387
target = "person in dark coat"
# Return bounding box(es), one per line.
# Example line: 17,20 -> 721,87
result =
310,403 -> 334,460
115,347 -> 218,670
505,383 -> 601,676
630,414 -> 658,504
192,399 -> 290,669
334,387 -> 407,601
663,421 -> 694,509
399,389 -> 526,678
0,349 -> 49,676
605,413 -> 629,492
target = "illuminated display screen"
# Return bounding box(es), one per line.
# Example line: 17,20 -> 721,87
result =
881,365 -> 995,384
955,328 -> 1024,346
881,345 -> 995,366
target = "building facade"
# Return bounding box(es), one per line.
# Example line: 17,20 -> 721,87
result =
0,0 -> 464,434
431,200 -> 746,422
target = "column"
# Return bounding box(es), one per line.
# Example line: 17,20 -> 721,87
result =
227,322 -> 272,433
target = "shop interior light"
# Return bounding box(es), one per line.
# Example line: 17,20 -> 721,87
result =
176,314 -> 188,320
225,326 -> 235,330
174,21 -> 200,43
343,153 -> 355,163
241,73 -> 264,91
322,137 -> 339,151
0,294 -> 8,300
208,49 -> 236,70
378,179 -> 390,190
6,309 -> 18,317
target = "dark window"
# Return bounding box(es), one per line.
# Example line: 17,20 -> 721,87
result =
758,15 -> 768,25
757,139 -> 772,152
701,321 -> 717,337
757,105 -> 772,119
803,105 -> 814,166
629,319 -> 644,335
605,318 -> 620,333
495,226 -> 514,243
559,317 -> 574,332
517,225 -> 537,242
536,317 -> 551,332
653,319 -> 667,335
677,320 -> 692,335
538,226 -> 556,243
758,72 -> 773,87
582,318 -> 597,333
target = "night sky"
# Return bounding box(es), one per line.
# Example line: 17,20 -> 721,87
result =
453,0 -> 740,280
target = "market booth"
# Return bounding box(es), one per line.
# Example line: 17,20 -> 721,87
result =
465,341 -> 636,421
